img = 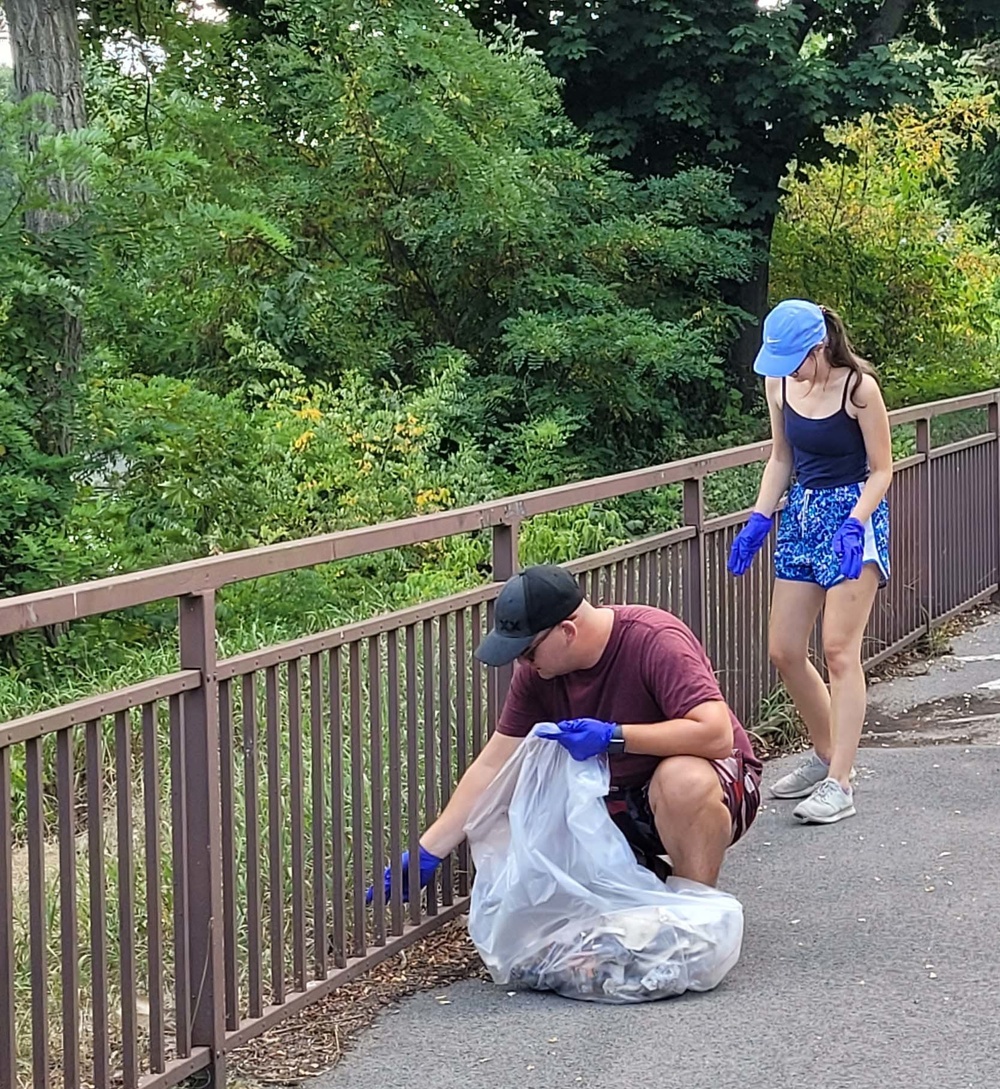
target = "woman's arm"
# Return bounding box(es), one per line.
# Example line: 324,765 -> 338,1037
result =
753,377 -> 795,516
850,374 -> 893,522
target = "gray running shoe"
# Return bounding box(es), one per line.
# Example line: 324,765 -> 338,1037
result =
792,778 -> 856,824
769,751 -> 831,799
770,751 -> 856,799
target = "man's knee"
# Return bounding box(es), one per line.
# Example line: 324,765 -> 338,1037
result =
647,756 -> 725,819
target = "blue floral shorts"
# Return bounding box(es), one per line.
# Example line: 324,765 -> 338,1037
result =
775,482 -> 890,590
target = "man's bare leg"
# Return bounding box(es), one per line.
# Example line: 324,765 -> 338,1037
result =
647,755 -> 732,886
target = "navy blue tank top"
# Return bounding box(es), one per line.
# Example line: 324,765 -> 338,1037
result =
782,375 -> 868,489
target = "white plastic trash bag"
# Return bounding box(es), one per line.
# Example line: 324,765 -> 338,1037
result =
464,726 -> 744,1003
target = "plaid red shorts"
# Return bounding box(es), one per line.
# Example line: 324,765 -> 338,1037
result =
604,749 -> 762,879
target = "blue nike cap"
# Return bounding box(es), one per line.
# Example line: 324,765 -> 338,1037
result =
753,299 -> 827,378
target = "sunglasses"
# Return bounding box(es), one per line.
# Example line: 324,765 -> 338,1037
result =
518,613 -> 578,663
519,626 -> 555,664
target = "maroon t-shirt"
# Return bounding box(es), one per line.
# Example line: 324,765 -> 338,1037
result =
497,605 -> 761,789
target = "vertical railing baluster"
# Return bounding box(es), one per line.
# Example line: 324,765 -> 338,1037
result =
242,674 -> 263,1018
485,597 -> 497,743
916,418 -> 933,633
26,737 -> 49,1089
115,711 -> 138,1089
683,478 -> 707,641
349,643 -> 366,957
142,703 -> 166,1073
422,620 -> 438,916
454,609 -> 470,898
386,632 -> 404,936
309,653 -> 328,979
438,616 -> 453,906
264,664 -> 284,1003
490,522 -> 519,709
0,746 -> 15,1089
287,659 -> 307,990
471,604 -> 484,761
56,729 -> 80,1089
405,627 -> 421,928
329,648 -> 346,969
178,591 -> 226,1086
87,718 -> 111,1084
369,636 -> 386,947
218,679 -> 239,1031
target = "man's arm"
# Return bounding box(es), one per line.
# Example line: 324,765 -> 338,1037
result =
419,730 -> 522,857
620,700 -> 734,761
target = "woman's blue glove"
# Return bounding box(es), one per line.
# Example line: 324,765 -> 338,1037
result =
727,512 -> 774,576
536,718 -> 615,761
832,517 -> 866,580
366,845 -> 442,905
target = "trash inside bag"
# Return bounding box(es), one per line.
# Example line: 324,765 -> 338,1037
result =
464,726 -> 744,1003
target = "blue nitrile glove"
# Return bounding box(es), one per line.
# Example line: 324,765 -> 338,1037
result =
365,845 -> 442,905
727,512 -> 774,576
536,717 -> 616,761
831,517 -> 865,580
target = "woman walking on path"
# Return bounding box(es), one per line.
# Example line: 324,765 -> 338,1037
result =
728,299 -> 893,824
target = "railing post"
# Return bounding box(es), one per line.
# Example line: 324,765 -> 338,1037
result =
0,747 -> 14,1089
682,478 -> 706,641
178,591 -> 226,1087
490,521 -> 520,711
915,418 -> 933,632
990,398 -> 1000,596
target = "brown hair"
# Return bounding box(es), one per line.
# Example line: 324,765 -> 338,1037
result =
819,305 -> 878,408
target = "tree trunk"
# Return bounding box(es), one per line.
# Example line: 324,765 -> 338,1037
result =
7,0 -> 87,459
723,200 -> 780,402
729,242 -> 772,390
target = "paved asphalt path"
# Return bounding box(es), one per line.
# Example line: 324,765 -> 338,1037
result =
310,612 -> 1000,1089
310,743 -> 999,1089
864,610 -> 1000,744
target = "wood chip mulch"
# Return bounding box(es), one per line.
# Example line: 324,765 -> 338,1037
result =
227,919 -> 489,1087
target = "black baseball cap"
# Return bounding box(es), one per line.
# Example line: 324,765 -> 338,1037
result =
474,565 -> 585,667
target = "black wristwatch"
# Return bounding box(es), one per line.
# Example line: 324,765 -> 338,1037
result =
608,723 -> 626,754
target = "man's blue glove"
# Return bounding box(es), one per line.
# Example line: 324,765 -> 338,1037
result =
536,718 -> 615,761
365,845 -> 442,905
727,512 -> 774,576
831,517 -> 865,580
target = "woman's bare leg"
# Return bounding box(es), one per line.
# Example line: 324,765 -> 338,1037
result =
821,566 -> 880,786
768,578 -> 830,755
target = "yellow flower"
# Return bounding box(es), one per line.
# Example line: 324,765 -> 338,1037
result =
415,486 -> 451,509
292,429 -> 316,452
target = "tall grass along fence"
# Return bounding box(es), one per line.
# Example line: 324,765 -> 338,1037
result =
1,389 -> 998,1089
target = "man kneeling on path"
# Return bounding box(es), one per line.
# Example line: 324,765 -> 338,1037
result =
373,564 -> 762,903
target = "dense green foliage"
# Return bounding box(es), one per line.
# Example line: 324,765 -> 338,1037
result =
1,0 -> 1000,696
771,84 -> 1000,404
464,1 -> 1000,371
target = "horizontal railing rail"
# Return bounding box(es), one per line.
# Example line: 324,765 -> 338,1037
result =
1,388 -> 996,637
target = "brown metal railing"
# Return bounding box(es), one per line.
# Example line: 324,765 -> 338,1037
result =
1,389 -> 998,1089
